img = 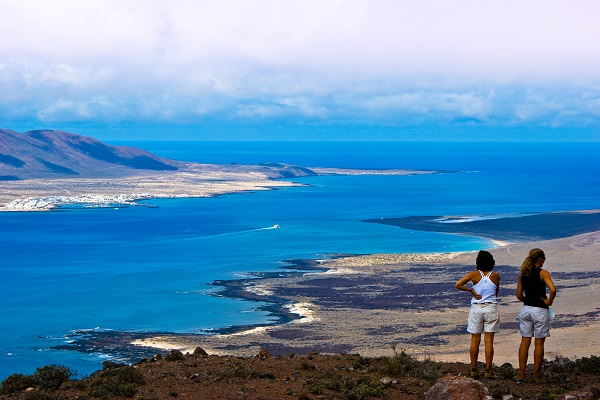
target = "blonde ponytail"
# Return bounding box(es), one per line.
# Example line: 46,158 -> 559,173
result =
521,248 -> 545,276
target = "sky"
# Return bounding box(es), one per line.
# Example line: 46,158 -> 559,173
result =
0,0 -> 599,141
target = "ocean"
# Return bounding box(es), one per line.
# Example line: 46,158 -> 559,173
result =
1,141 -> 599,380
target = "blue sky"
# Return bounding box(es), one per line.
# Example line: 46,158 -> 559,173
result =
1,0 -> 599,141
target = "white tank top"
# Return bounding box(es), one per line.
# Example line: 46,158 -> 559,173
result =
471,271 -> 498,304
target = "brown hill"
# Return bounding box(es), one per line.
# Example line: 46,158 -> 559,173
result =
0,129 -> 320,182
0,129 -> 182,180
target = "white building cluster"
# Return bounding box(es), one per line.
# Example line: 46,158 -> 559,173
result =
2,193 -> 154,211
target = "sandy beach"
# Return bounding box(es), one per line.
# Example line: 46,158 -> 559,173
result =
125,212 -> 600,367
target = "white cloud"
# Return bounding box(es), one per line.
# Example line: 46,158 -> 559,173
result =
358,91 -> 493,121
0,0 -> 599,137
3,0 -> 599,79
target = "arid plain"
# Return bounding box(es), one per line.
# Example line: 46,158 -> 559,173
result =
130,222 -> 600,367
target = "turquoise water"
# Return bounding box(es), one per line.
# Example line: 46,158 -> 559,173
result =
1,141 -> 599,379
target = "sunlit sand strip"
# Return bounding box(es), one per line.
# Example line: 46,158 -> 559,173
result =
286,302 -> 319,323
131,337 -> 198,354
244,285 -> 275,297
131,336 -> 241,357
489,239 -> 512,247
226,327 -> 270,336
322,267 -> 360,275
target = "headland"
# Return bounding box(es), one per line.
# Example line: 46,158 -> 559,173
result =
0,164 -> 439,211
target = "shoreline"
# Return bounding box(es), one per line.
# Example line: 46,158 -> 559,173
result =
0,170 -> 301,211
0,166 -> 440,211
51,210 -> 600,367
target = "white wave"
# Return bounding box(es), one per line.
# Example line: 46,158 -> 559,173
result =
433,213 -> 536,224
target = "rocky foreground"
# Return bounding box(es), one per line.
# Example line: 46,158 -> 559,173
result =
1,349 -> 598,400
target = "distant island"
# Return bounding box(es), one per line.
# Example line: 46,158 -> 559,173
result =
0,129 -> 439,211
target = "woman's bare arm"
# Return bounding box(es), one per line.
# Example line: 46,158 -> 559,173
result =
541,270 -> 557,306
516,272 -> 526,302
455,271 -> 481,300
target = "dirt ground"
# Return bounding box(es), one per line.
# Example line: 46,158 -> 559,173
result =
1,350 -> 598,400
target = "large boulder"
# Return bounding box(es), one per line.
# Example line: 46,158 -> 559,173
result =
425,375 -> 493,400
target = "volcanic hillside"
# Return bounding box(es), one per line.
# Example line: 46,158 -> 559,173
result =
0,129 -> 183,180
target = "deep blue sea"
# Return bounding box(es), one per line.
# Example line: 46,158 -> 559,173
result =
1,141 -> 599,380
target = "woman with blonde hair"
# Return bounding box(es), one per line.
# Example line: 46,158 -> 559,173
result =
515,248 -> 556,382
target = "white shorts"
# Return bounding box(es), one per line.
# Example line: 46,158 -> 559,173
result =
467,303 -> 500,334
519,305 -> 550,338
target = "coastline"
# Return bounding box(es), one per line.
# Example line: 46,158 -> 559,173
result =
0,166 -> 438,211
0,169 -> 301,211
59,210 -> 600,366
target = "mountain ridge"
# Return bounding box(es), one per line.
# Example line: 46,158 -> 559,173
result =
0,129 -> 323,182
0,129 -> 182,180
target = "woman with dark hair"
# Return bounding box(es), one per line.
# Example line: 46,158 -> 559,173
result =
455,250 -> 500,379
515,248 -> 556,383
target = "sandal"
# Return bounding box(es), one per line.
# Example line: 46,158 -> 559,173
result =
514,370 -> 527,381
484,368 -> 497,379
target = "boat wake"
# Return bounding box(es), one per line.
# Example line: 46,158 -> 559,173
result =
237,224 -> 280,233
170,225 -> 281,242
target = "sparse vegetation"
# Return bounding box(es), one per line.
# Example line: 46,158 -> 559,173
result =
574,355 -> 600,374
379,346 -> 441,382
532,385 -> 569,400
0,373 -> 40,395
21,391 -> 58,400
305,370 -> 383,400
87,366 -> 145,398
1,351 -> 598,400
34,365 -> 74,389
0,365 -> 74,395
346,376 -> 384,400
545,355 -> 600,374
207,357 -> 278,383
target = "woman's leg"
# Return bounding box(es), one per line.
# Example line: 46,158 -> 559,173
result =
470,333 -> 481,368
519,337 -> 532,372
483,332 -> 495,369
533,338 -> 546,374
